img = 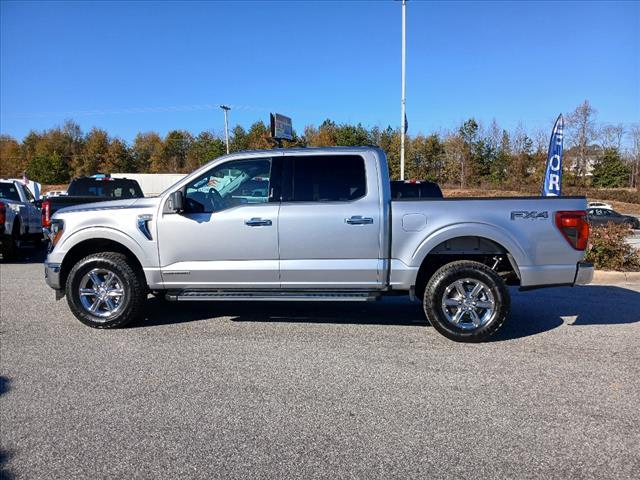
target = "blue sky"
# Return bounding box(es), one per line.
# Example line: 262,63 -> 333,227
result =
1,0 -> 638,143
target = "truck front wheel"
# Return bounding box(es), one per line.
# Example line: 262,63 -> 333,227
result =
65,252 -> 147,328
423,260 -> 510,342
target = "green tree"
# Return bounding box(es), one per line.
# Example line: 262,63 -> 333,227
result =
335,123 -> 370,146
246,121 -> 272,150
229,125 -> 248,152
410,134 -> 445,181
77,128 -> 109,176
187,131 -> 226,170
26,152 -> 68,184
105,138 -> 134,172
315,119 -> 338,146
0,135 -> 24,178
376,126 -> 400,179
155,130 -> 193,172
457,119 -> 480,186
131,132 -> 163,173
591,148 -> 631,188
490,130 -> 511,185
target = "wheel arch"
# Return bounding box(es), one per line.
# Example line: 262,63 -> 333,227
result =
413,233 -> 521,300
59,237 -> 146,291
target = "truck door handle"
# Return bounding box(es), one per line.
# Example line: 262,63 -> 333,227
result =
345,216 -> 374,225
245,217 -> 272,227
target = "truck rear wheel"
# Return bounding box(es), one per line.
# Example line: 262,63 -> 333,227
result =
65,252 -> 147,328
423,260 -> 510,342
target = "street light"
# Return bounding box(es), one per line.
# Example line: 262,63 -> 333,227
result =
400,0 -> 407,180
220,105 -> 231,154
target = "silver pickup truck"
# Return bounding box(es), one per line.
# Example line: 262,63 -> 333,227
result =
44,147 -> 593,342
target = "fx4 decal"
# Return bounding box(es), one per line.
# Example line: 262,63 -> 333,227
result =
510,211 -> 549,220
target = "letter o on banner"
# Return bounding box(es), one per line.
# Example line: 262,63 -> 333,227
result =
549,154 -> 561,171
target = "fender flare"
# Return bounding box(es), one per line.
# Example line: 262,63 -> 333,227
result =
411,222 -> 528,269
58,226 -> 154,267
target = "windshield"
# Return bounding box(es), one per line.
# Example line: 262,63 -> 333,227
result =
0,183 -> 20,201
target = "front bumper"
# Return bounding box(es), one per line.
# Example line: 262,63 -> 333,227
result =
574,262 -> 594,286
44,262 -> 62,290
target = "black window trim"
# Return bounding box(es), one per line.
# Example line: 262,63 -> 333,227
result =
279,154 -> 368,204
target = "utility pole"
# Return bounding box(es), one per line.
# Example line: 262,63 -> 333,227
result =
220,105 -> 231,154
400,0 -> 406,180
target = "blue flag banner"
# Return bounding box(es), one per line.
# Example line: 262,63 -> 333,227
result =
542,114 -> 564,196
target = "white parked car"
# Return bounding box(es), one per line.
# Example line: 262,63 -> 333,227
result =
587,201 -> 612,210
44,190 -> 67,198
0,179 -> 43,258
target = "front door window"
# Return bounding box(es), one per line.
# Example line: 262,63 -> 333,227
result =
184,158 -> 272,214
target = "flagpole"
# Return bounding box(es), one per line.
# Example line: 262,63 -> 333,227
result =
400,0 -> 406,180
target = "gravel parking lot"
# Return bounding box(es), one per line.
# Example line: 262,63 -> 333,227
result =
1,253 -> 639,479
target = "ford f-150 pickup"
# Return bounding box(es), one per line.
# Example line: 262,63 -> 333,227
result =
43,147 -> 593,342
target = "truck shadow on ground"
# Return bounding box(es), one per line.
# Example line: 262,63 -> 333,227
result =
0,246 -> 47,264
137,285 -> 640,341
0,376 -> 15,480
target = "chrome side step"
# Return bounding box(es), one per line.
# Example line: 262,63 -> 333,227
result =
165,290 -> 380,302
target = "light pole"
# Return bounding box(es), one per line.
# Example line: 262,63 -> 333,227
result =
400,0 -> 406,180
220,105 -> 231,154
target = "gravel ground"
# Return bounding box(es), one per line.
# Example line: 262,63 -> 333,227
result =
1,258 -> 639,480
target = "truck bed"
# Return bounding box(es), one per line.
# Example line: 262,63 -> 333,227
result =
390,195 -> 588,288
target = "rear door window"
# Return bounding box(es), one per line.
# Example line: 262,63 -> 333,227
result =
282,155 -> 366,202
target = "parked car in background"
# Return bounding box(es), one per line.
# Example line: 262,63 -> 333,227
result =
587,208 -> 639,229
43,190 -> 67,198
587,201 -> 612,210
42,175 -> 144,233
44,147 -> 593,342
1,179 -> 43,258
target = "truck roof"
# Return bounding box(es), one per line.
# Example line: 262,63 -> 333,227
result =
221,145 -> 384,158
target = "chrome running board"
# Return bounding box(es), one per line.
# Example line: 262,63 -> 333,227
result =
165,290 -> 379,302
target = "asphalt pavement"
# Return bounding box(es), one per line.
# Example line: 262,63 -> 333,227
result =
1,256 -> 639,479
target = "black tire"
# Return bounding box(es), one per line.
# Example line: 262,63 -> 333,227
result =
65,252 -> 147,328
0,221 -> 20,261
423,260 -> 510,342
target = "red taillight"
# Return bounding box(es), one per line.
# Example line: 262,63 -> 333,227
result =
41,199 -> 51,228
555,210 -> 589,250
0,201 -> 6,225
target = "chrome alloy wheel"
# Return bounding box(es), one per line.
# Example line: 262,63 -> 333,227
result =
78,268 -> 125,320
441,278 -> 496,330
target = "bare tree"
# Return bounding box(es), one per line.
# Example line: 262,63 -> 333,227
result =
601,123 -> 625,151
630,124 -> 640,189
532,128 -> 548,155
566,100 -> 597,180
488,118 -> 501,152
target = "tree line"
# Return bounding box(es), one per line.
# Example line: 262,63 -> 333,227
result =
1,100 -> 638,190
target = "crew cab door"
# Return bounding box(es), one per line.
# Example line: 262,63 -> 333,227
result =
278,154 -> 384,289
18,183 -> 41,234
157,157 -> 280,289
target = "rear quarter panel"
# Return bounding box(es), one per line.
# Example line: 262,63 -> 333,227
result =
391,197 -> 588,288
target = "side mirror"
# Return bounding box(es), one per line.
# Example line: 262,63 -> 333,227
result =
33,199 -> 42,209
167,190 -> 184,213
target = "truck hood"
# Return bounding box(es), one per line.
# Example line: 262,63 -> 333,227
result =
56,197 -> 160,215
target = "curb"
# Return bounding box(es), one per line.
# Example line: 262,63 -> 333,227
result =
592,270 -> 640,284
